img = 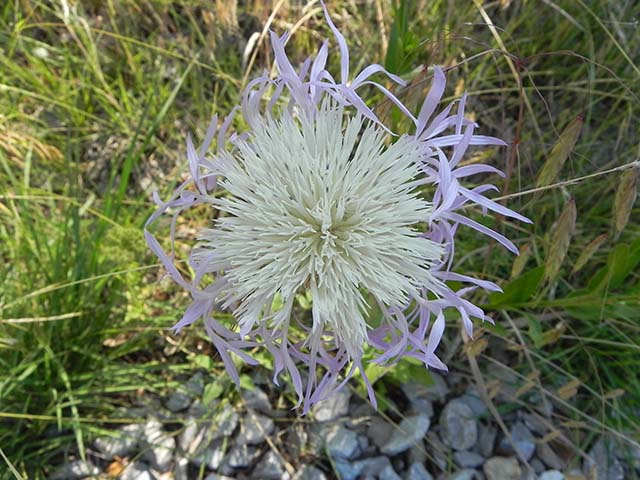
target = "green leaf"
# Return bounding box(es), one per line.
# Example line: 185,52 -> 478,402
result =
202,381 -> 224,405
192,354 -> 214,370
488,266 -> 544,307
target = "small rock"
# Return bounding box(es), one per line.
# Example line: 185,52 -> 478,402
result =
253,451 -> 290,479
536,441 -> 566,470
539,471 -> 564,480
458,387 -> 488,418
242,386 -> 272,415
236,410 -> 275,445
191,438 -> 226,470
453,451 -> 484,468
379,464 -> 402,480
178,417 -> 199,453
448,469 -> 482,480
440,399 -> 478,451
226,443 -> 260,469
325,424 -> 360,460
584,437 -> 624,480
498,422 -> 535,461
425,432 -> 448,470
204,475 -> 235,480
165,391 -> 192,412
120,462 -> 155,480
522,412 -> 549,436
216,404 -> 240,437
143,418 -> 175,472
50,460 -> 100,479
381,414 -> 430,455
174,456 -> 188,480
530,458 -> 546,474
312,388 -> 351,421
335,456 -> 393,480
405,462 -> 434,480
475,424 -> 497,458
483,456 -> 521,480
185,372 -> 205,396
367,416 -> 395,449
401,383 -> 435,418
423,373 -> 449,403
357,434 -> 369,452
94,424 -> 142,459
292,465 -> 327,480
286,423 -> 308,458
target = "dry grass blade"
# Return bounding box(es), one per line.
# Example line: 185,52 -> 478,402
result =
612,165 -> 639,237
571,233 -> 608,275
536,115 -> 583,188
510,242 -> 531,278
545,198 -> 577,282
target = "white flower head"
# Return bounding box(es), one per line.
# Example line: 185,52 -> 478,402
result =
195,101 -> 444,360
145,3 -> 530,411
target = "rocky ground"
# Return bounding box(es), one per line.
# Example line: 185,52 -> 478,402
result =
50,368 -> 639,480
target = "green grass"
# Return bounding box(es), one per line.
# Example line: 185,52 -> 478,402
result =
1,0 -> 639,478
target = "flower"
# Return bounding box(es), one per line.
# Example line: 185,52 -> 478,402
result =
145,4 -> 530,412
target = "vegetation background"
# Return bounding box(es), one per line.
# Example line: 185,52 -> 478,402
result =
0,0 -> 638,478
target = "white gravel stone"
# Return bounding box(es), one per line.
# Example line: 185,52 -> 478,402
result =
539,471 -> 564,480
440,399 -> 478,451
236,410 -> 274,445
142,418 -> 175,472
325,424 -> 360,459
405,462 -> 434,480
50,460 -> 100,479
380,414 -> 430,455
312,388 -> 351,421
94,423 -> 142,459
483,456 -> 521,480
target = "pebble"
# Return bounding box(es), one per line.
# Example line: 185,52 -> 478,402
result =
440,399 -> 478,451
401,383 -> 435,417
381,414 -> 431,455
367,416 -> 395,449
165,391 -> 192,412
325,424 -> 360,459
142,418 -> 175,471
242,386 -> 273,415
50,460 -> 100,479
204,474 -> 235,480
530,458 -> 546,474
191,438 -> 226,470
449,469 -> 482,480
236,410 -> 274,445
458,387 -> 488,418
499,422 -> 535,461
335,456 -> 394,480
94,423 -> 142,458
584,437 -> 624,480
120,462 -> 155,480
253,450 -> 290,479
312,388 -> 351,421
173,456 -> 188,480
483,456 -> 521,480
423,373 -> 449,403
215,404 -> 240,438
476,423 -> 497,458
453,450 -> 484,468
536,441 -> 566,470
292,465 -> 328,480
225,443 -> 259,469
539,471 -> 564,480
405,462 -> 434,480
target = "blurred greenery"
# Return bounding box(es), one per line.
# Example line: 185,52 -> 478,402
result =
0,0 -> 638,478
